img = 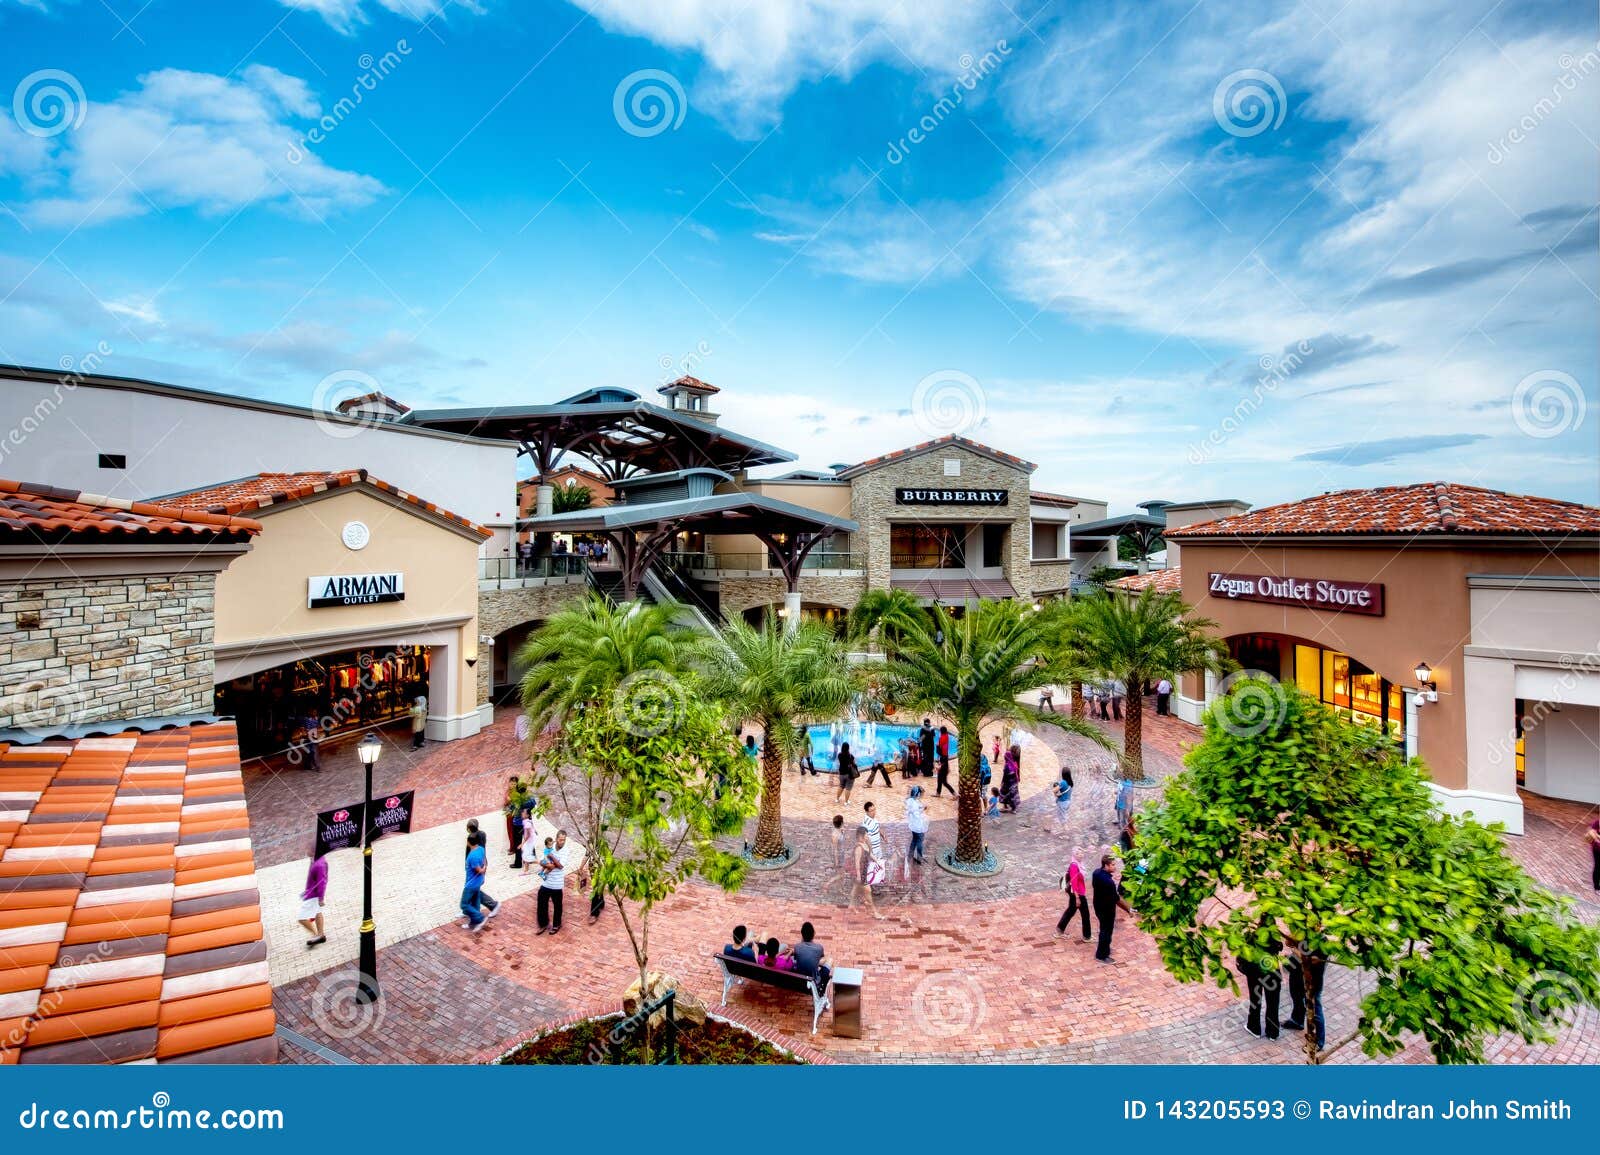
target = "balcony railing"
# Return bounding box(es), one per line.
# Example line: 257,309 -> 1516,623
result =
479,555 -> 589,583
658,551 -> 865,573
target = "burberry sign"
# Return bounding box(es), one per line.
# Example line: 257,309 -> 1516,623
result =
895,488 -> 1009,506
1207,572 -> 1384,616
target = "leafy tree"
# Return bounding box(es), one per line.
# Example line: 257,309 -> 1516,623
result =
1068,587 -> 1226,777
541,692 -> 757,1059
847,587 -> 930,657
1130,679 -> 1600,1064
691,617 -> 856,861
517,595 -> 687,731
552,483 -> 594,514
874,599 -> 1115,865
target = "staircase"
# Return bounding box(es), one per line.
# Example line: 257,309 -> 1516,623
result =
586,566 -> 655,605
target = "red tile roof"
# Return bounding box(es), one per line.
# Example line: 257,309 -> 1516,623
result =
334,391 -> 410,415
658,375 -> 719,395
1030,489 -> 1083,507
0,480 -> 262,544
1110,568 -> 1184,594
1165,483 -> 1600,539
0,722 -> 276,1065
159,470 -> 491,540
836,435 -> 1037,478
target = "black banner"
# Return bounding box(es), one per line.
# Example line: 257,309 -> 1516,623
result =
313,802 -> 367,858
895,487 -> 1009,506
367,790 -> 416,841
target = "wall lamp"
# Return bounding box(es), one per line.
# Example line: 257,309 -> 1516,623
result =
1414,661 -> 1439,703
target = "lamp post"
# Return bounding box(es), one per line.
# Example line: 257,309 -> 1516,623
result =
355,732 -> 382,1004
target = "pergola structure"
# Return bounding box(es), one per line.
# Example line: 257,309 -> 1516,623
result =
1071,512 -> 1167,574
402,387 -> 793,484
521,493 -> 857,605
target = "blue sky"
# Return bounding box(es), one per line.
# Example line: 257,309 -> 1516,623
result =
0,0 -> 1595,509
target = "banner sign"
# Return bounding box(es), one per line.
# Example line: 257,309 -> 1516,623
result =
367,790 -> 415,842
313,802 -> 367,858
1207,572 -> 1385,616
895,488 -> 1009,506
308,572 -> 405,608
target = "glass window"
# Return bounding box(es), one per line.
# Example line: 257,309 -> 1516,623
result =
890,525 -> 965,569
982,524 -> 1006,568
1294,645 -> 1321,698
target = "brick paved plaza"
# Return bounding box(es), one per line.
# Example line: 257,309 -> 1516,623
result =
258,700 -> 1600,1066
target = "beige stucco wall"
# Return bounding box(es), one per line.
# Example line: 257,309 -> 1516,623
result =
211,486 -> 483,725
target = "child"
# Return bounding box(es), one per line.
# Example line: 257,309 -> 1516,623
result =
537,835 -> 556,881
831,814 -> 846,866
1053,768 -> 1074,831
985,788 -> 1001,818
518,808 -> 540,875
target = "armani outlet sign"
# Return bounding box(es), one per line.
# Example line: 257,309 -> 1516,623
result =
308,572 -> 406,608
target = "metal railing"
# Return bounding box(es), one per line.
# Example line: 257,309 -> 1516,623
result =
479,555 -> 589,582
658,550 -> 864,573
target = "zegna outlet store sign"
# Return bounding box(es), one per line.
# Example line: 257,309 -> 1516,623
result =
1208,571 -> 1384,616
895,488 -> 1010,506
308,572 -> 406,608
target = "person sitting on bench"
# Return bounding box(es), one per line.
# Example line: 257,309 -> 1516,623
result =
759,937 -> 795,971
723,924 -> 756,961
789,921 -> 831,1001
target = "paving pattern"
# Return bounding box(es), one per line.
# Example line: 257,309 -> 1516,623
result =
259,699 -> 1600,1066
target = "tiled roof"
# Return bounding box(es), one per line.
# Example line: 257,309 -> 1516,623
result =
891,575 -> 1019,601
836,435 -> 1037,478
0,722 -> 276,1065
1165,483 -> 1600,539
0,480 -> 262,544
1110,568 -> 1184,594
658,375 -> 719,394
334,391 -> 410,415
1030,489 -> 1085,507
159,469 -> 491,540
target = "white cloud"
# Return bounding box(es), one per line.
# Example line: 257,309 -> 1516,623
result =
14,65 -> 386,228
276,0 -> 481,35
573,0 -> 1010,137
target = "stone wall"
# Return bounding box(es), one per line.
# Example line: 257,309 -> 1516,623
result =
848,444 -> 1033,599
475,581 -> 588,702
717,574 -> 868,621
0,573 -> 218,731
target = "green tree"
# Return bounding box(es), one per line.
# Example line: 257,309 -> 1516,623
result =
1130,679 -> 1600,1064
552,483 -> 594,514
1068,587 -> 1226,777
874,599 -> 1115,865
542,692 -> 757,1059
517,595 -> 686,732
691,617 -> 856,861
847,587 -> 930,657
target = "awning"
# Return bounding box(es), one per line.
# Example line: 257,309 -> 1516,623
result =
891,576 -> 1018,602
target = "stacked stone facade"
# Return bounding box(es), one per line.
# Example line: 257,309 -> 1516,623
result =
847,444 -> 1033,600
0,573 -> 218,731
717,573 -> 869,621
474,581 -> 588,702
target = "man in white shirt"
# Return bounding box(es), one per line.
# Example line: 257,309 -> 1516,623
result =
537,829 -> 568,936
1155,677 -> 1173,716
861,801 -> 883,860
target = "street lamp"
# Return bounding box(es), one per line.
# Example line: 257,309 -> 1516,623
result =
355,732 -> 382,1004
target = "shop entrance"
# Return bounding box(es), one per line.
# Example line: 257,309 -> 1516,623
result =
1228,633 -> 1406,742
216,644 -> 432,757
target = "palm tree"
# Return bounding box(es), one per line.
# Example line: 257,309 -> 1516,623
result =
1068,587 -> 1227,778
691,617 -> 856,861
551,483 -> 594,514
517,594 -> 688,730
847,587 -> 929,656
875,599 -> 1115,866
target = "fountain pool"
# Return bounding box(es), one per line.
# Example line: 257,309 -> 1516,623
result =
805,720 -> 958,772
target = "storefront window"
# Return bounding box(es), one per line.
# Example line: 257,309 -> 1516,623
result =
891,525 -> 965,569
1292,643 -> 1403,742
1294,644 -> 1320,698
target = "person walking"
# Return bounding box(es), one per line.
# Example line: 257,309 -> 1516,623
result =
1000,744 -> 1022,812
472,829 -> 501,918
1155,677 -> 1173,717
919,719 -> 936,779
536,829 -> 568,935
1585,814 -> 1600,890
833,742 -> 858,803
854,822 -> 886,920
1056,850 -> 1091,941
861,800 -> 884,861
904,785 -> 929,864
864,759 -> 894,788
1039,685 -> 1056,712
1110,679 -> 1125,721
1114,775 -> 1134,828
934,726 -> 955,797
1092,854 -> 1132,963
297,852 -> 328,947
301,713 -> 322,772
1237,936 -> 1281,1039
460,830 -> 490,933
410,695 -> 428,750
1053,767 -> 1074,831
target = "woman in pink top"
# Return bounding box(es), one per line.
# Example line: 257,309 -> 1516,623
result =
1055,850 -> 1091,942
297,852 -> 329,948
760,937 -> 795,971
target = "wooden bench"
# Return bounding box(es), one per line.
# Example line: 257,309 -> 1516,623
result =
713,952 -> 833,1034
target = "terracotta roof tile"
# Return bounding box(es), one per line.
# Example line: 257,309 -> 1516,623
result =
159,469 -> 490,539
1110,568 -> 1184,594
333,391 -> 410,415
0,481 -> 262,544
0,723 -> 275,1066
657,375 -> 719,394
836,434 -> 1037,478
1165,483 -> 1600,539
